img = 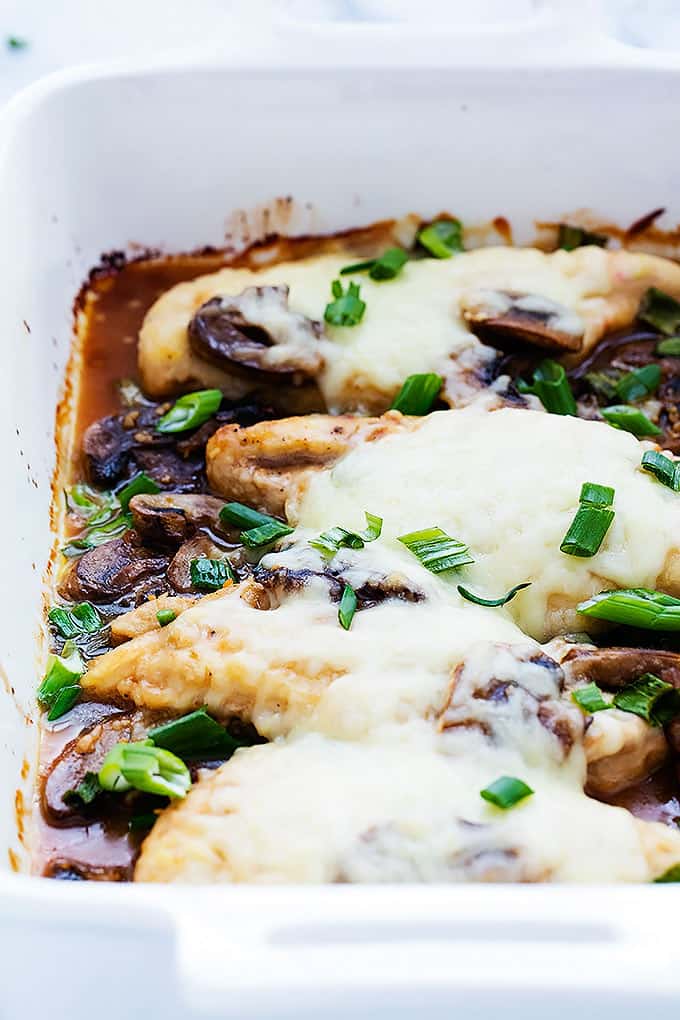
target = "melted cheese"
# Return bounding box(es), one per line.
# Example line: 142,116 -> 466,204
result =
139,245 -> 680,412
290,406 -> 680,641
135,407 -> 680,883
136,721 -> 680,884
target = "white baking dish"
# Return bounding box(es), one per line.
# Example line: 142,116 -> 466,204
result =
2,13 -> 680,1017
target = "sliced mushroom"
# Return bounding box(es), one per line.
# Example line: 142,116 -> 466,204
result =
461,289 -> 585,353
188,286 -> 323,380
206,411 -> 416,517
128,493 -> 227,547
559,644 -> 680,690
110,595 -> 196,643
437,644 -> 584,762
41,708 -> 142,824
58,533 -> 169,604
167,534 -> 238,593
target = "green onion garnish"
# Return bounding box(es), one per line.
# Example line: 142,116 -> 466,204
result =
557,224 -> 608,251
324,280 -> 366,327
48,602 -> 102,639
584,371 -> 620,401
340,247 -> 409,281
398,527 -> 473,573
560,482 -> 615,558
657,337 -> 680,356
338,584 -> 357,630
190,557 -> 237,591
98,740 -> 191,799
601,404 -> 662,437
389,373 -> 443,415
580,482 -> 615,507
156,388 -> 222,434
654,863 -> 680,883
129,812 -> 158,833
310,512 -> 382,556
37,641 -> 85,721
571,683 -> 611,714
116,471 -> 161,511
62,512 -> 132,558
638,287 -> 680,336
156,609 -> 176,627
577,588 -> 680,631
6,36 -> 28,50
641,450 -> 680,491
417,219 -> 464,258
480,776 -> 534,810
612,673 -> 680,727
219,502 -> 295,547
457,582 -> 531,608
516,359 -> 577,416
63,772 -> 102,807
148,707 -> 249,760
615,364 -> 661,404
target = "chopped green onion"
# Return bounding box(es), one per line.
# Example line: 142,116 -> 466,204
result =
516,359 -> 577,416
241,520 -> 294,548
657,337 -> 680,356
398,527 -> 473,573
601,404 -> 662,437
577,588 -> 680,631
338,584 -> 357,630
390,373 -> 443,415
417,219 -> 464,258
584,370 -> 620,401
148,707 -> 248,759
61,511 -> 133,558
615,364 -> 661,404
580,482 -> 614,507
6,36 -> 28,50
557,224 -> 608,251
324,280 -> 366,327
65,483 -> 117,519
480,776 -> 533,810
98,740 -> 191,799
641,450 -> 680,492
129,812 -> 158,833
654,863 -> 680,883
612,673 -> 680,727
190,557 -> 237,591
638,287 -> 680,336
340,247 -> 409,281
116,471 -> 161,511
156,609 -> 176,627
37,641 -> 85,721
310,512 -> 382,557
571,683 -> 611,714
219,502 -> 276,530
156,389 -> 222,434
63,772 -> 102,807
48,602 -> 102,639
457,582 -> 531,608
560,506 -> 614,557
219,501 -> 295,547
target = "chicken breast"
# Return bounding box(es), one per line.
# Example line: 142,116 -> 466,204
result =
135,721 -> 680,885
138,246 -> 680,413
85,405 -> 680,736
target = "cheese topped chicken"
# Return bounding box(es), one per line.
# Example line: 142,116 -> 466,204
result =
80,406 -> 680,882
42,226 -> 680,886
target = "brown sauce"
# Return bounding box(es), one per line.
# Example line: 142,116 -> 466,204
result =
35,223 -> 680,882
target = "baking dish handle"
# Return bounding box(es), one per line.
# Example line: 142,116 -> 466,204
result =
270,2 -> 661,68
169,886 -> 680,1015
